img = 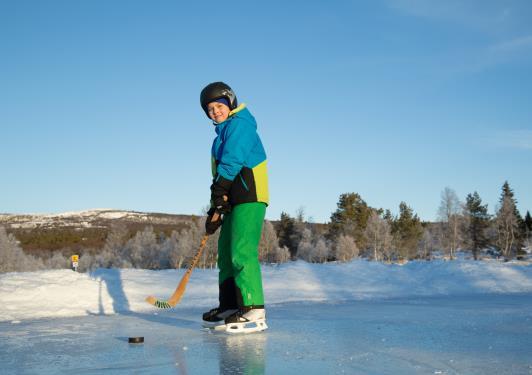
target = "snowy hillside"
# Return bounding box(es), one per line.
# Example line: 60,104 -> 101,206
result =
0,209 -> 190,229
1,259 -> 531,322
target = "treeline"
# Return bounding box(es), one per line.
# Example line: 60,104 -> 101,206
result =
1,181 -> 530,273
0,219 -> 290,273
279,180 -> 530,263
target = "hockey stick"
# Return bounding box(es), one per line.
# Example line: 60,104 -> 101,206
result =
145,211 -> 220,309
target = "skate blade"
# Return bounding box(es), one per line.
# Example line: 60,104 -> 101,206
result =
224,319 -> 268,334
202,321 -> 227,330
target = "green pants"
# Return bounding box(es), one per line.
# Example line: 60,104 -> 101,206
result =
218,202 -> 266,308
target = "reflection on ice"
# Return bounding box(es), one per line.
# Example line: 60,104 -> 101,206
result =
215,333 -> 267,375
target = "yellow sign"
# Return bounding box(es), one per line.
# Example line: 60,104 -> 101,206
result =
71,255 -> 79,263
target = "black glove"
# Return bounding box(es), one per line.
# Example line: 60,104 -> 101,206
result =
205,207 -> 223,235
210,175 -> 232,214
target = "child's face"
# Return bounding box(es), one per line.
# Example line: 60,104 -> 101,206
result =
207,102 -> 230,123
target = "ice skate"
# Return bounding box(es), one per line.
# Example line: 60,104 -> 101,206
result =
202,307 -> 238,328
223,307 -> 268,334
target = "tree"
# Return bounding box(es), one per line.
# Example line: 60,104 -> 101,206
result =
364,211 -> 393,261
392,202 -> 424,260
525,211 -> 532,233
276,212 -> 302,259
464,191 -> 490,260
495,181 -> 523,260
121,226 -> 160,269
524,211 -> 532,255
0,227 -> 44,272
437,187 -> 464,260
259,221 -> 282,263
335,234 -> 359,262
328,193 -> 372,248
273,246 -> 291,263
417,228 -> 435,260
296,229 -> 331,263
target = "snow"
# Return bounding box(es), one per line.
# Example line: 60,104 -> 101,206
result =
1,260 -> 532,374
1,259 -> 531,322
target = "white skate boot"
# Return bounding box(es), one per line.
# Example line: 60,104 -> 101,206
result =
223,306 -> 268,334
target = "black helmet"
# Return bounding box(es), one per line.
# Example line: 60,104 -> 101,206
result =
200,82 -> 238,116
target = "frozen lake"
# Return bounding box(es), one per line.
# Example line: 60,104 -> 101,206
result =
2,294 -> 531,374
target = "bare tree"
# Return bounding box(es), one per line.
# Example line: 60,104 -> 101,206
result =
335,234 -> 359,262
0,227 -> 44,272
437,187 -> 463,260
296,229 -> 331,263
495,196 -> 519,260
274,246 -> 291,263
259,220 -> 281,263
417,228 -> 435,260
121,226 -> 160,269
296,228 -> 313,262
364,211 -> 393,261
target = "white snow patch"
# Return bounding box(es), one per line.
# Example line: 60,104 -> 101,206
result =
1,259 -> 531,322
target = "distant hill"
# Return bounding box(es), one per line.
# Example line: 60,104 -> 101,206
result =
0,209 -> 198,255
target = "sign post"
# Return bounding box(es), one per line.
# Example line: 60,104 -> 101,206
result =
71,255 -> 79,272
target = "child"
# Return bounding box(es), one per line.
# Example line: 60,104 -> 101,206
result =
200,82 -> 269,333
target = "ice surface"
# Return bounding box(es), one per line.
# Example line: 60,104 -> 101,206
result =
1,295 -> 531,374
1,260 -> 532,373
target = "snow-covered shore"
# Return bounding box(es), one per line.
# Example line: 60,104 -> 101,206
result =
1,259 -> 531,322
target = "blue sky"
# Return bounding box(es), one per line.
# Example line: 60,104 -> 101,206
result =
1,0 -> 531,223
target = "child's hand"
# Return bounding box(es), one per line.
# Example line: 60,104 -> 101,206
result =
205,208 -> 223,235
211,179 -> 232,214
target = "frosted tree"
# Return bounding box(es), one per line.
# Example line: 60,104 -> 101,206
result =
78,253 -> 96,272
296,228 -> 313,262
334,234 -> 358,262
296,229 -> 330,263
201,217 -> 220,269
495,195 -> 520,260
103,223 -> 128,255
364,211 -> 393,261
259,220 -> 284,263
121,226 -> 160,269
161,230 -> 185,268
437,187 -> 463,260
273,246 -> 291,263
313,238 -> 330,263
417,228 -> 435,260
0,227 -> 44,272
45,252 -> 69,269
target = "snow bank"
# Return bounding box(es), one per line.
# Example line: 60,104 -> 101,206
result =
1,260 -> 531,322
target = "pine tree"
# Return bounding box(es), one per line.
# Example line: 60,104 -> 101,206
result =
391,202 -> 424,260
327,193 -> 371,248
525,211 -> 532,232
464,192 -> 490,260
524,211 -> 532,256
276,212 -> 300,259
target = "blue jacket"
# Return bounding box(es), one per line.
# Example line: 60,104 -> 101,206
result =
211,104 -> 269,206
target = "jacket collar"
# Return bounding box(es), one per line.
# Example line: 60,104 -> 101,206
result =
213,103 -> 247,132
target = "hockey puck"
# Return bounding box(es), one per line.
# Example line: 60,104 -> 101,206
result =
128,336 -> 144,344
